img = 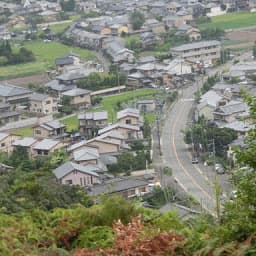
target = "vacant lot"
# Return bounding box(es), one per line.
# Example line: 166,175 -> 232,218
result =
0,41 -> 95,80
200,12 -> 256,30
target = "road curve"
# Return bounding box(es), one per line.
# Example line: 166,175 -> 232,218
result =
161,81 -> 217,215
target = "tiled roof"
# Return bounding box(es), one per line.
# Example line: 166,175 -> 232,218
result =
53,161 -> 99,179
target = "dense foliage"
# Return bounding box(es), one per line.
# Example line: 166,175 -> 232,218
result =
77,71 -> 126,91
1,95 -> 256,255
0,41 -> 35,66
129,10 -> 145,30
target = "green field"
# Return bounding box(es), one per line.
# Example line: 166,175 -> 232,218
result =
60,115 -> 79,133
12,127 -> 33,137
0,41 -> 95,80
199,12 -> 256,30
94,89 -> 159,122
48,21 -> 73,33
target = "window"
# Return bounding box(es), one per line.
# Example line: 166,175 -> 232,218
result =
126,119 -> 131,124
46,100 -> 51,104
80,178 -> 83,186
65,180 -> 73,185
35,130 -> 41,135
80,95 -> 84,98
1,143 -> 5,147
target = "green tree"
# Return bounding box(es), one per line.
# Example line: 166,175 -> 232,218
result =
129,11 -> 145,30
60,0 -> 75,12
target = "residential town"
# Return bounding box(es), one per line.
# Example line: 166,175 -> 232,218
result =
1,0 -> 256,253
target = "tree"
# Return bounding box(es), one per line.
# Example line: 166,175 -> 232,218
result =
60,0 -> 75,12
130,11 -> 145,30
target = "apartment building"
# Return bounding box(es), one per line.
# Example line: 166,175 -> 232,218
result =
171,40 -> 221,65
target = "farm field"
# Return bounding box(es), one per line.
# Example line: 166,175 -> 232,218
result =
199,12 -> 256,30
12,127 -> 33,137
94,89 -> 160,123
0,41 -> 95,80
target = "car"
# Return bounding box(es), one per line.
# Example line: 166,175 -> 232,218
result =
215,163 -> 225,174
192,157 -> 199,164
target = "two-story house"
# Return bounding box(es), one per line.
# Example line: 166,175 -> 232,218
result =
0,83 -> 32,109
29,93 -> 58,115
98,123 -> 142,141
33,138 -> 66,157
33,120 -> 66,139
117,108 -> 142,126
78,111 -> 108,138
0,133 -> 20,155
62,88 -> 91,108
213,101 -> 249,123
53,161 -> 100,186
12,137 -> 38,158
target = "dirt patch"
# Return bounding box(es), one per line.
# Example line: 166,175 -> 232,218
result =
3,74 -> 51,87
226,29 -> 256,42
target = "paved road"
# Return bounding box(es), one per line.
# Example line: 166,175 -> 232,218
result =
161,79 -> 218,215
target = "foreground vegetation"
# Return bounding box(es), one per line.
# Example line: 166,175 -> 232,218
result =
0,41 -> 95,79
1,94 -> 256,255
199,12 -> 256,30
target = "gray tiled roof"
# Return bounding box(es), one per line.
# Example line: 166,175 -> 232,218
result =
78,111 -> 108,121
0,111 -> 20,118
171,40 -> 220,52
67,140 -> 88,152
62,88 -> 91,97
45,120 -> 65,129
13,137 -> 37,147
214,101 -> 248,116
0,132 -> 9,141
89,178 -> 148,196
98,123 -> 139,135
73,147 -> 99,161
0,83 -> 31,97
53,161 -> 99,179
55,56 -> 74,66
117,108 -> 140,120
30,93 -> 49,102
33,139 -> 60,150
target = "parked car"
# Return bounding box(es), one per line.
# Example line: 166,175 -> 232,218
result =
192,157 -> 199,164
215,163 -> 225,174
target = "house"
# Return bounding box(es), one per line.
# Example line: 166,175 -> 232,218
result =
105,41 -> 135,63
98,123 -> 142,141
136,99 -> 156,113
167,2 -> 182,13
55,53 -> 81,72
86,137 -> 122,154
174,10 -> 193,27
33,120 -> 66,139
0,83 -> 32,108
45,80 -> 76,98
62,88 -> 91,108
205,3 -> 226,17
197,90 -> 223,120
89,178 -> 149,198
72,146 -> 99,165
171,40 -> 221,66
98,130 -> 126,147
53,161 -> 100,186
0,111 -> 20,124
78,111 -> 108,138
29,93 -> 58,115
117,108 -> 142,126
68,28 -> 106,50
143,19 -> 166,35
33,138 -> 66,157
0,133 -> 20,155
12,137 -> 38,158
213,101 -> 249,123
176,25 -> 201,41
